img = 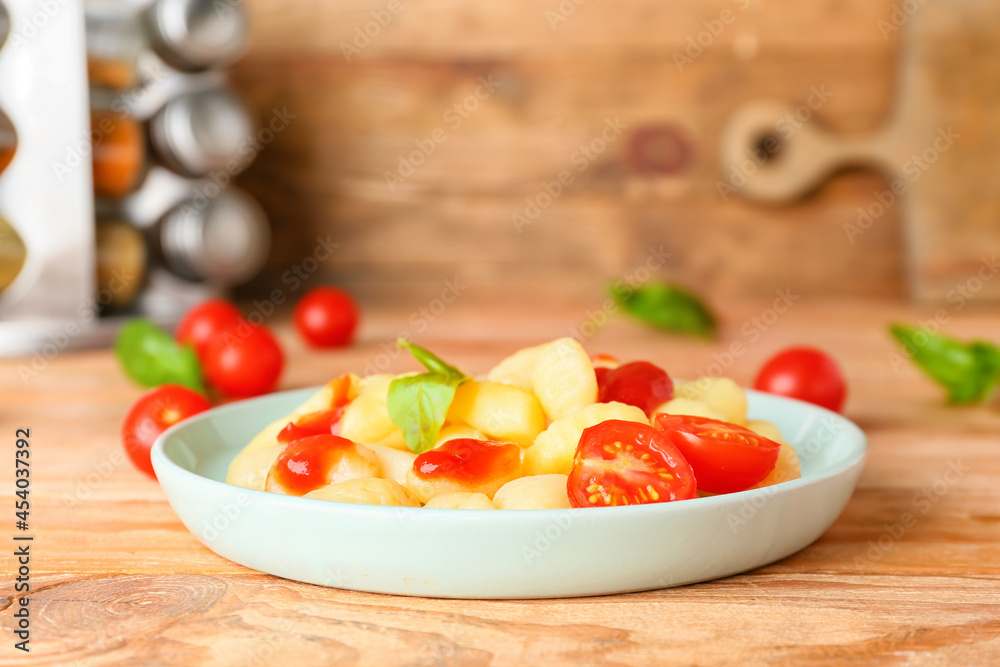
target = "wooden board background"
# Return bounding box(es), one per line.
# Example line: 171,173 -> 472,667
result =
229,0 -> 910,305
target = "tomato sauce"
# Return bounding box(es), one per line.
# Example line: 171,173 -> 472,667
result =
414,438 -> 521,485
277,405 -> 346,445
271,435 -> 355,496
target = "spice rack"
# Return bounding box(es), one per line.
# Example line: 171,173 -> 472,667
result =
0,0 -> 270,357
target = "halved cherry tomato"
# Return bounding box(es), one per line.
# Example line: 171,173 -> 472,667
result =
413,438 -> 521,485
754,347 -> 846,413
175,299 -> 243,359
654,414 -> 781,494
597,361 -> 674,416
122,385 -> 212,479
567,419 -> 697,507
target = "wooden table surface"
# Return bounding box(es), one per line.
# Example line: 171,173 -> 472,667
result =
2,297 -> 999,666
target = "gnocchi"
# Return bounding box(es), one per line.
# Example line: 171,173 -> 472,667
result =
493,474 -> 571,510
305,478 -> 420,507
523,401 -> 648,476
225,338 -> 803,511
446,380 -> 546,447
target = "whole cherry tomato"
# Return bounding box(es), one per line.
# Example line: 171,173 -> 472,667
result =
567,420 -> 697,507
654,414 -> 781,494
754,347 -> 846,413
175,299 -> 243,359
121,385 -> 212,479
597,361 -> 674,416
202,320 -> 284,398
294,287 -> 359,348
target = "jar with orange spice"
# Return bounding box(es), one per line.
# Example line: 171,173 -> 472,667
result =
90,85 -> 254,199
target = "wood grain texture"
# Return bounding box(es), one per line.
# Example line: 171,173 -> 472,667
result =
2,298 -> 1000,665
228,0 -> 908,303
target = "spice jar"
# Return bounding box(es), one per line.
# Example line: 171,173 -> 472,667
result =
95,220 -> 147,309
149,87 -> 254,178
144,0 -> 249,72
0,215 -> 26,294
84,1 -> 147,90
0,108 -> 14,175
148,186 -> 269,285
90,85 -> 253,199
90,108 -> 145,198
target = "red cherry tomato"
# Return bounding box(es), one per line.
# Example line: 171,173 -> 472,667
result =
753,347 -> 846,412
175,299 -> 243,359
654,414 -> 781,494
597,361 -> 674,416
121,385 -> 211,479
412,438 -> 522,485
591,354 -> 620,387
266,434 -> 357,496
202,320 -> 284,398
293,287 -> 359,348
567,420 -> 697,508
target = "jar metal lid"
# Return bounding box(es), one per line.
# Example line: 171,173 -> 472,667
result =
158,187 -> 269,286
145,0 -> 249,72
150,87 -> 254,177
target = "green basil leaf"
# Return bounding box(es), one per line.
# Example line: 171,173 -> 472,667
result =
611,281 -> 716,338
889,323 -> 1000,404
387,373 -> 465,453
115,318 -> 205,393
398,338 -> 465,379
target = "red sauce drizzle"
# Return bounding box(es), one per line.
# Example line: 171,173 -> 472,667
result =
414,438 -> 521,485
277,404 -> 348,445
271,434 -> 355,496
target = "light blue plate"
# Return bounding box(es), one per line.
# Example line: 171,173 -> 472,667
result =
153,387 -> 866,599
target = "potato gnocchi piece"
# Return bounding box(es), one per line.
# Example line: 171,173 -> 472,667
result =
493,474 -> 571,510
654,397 -> 727,422
674,378 -> 748,425
405,441 -> 522,503
304,478 -> 420,507
523,401 -> 648,476
358,373 -> 395,398
373,428 -> 408,451
339,392 -> 397,445
435,423 -> 486,447
264,440 -> 380,495
746,419 -> 784,443
446,380 -> 546,447
750,441 -> 801,489
423,492 -> 496,510
366,443 -> 417,488
487,343 -> 545,391
531,338 -> 598,421
226,444 -> 284,491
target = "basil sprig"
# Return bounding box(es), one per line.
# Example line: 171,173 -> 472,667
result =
114,318 -> 205,393
611,281 -> 716,339
386,339 -> 468,453
890,323 -> 1000,404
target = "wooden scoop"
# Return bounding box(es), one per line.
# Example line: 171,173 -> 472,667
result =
720,0 -> 1000,302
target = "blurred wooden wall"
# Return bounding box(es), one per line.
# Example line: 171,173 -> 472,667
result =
231,0 -> 904,306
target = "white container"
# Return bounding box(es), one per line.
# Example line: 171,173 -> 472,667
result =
0,0 -> 95,323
